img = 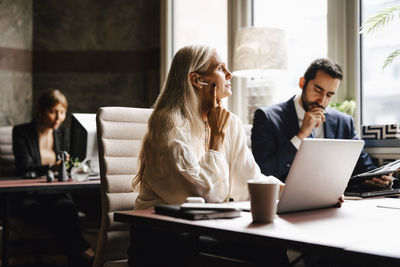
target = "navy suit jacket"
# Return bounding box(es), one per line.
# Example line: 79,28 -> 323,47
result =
251,96 -> 375,183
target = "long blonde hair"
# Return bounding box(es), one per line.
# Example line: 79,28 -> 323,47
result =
132,45 -> 215,189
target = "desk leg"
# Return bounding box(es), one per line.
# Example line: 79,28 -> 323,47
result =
1,193 -> 10,267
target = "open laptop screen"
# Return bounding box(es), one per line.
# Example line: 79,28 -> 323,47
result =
277,138 -> 364,213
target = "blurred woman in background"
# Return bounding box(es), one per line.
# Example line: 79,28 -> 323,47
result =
13,89 -> 69,177
12,89 -> 94,267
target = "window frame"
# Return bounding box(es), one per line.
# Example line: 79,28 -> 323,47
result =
358,0 -> 400,126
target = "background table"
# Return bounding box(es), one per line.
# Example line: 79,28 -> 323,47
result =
0,177 -> 100,267
115,198 -> 400,266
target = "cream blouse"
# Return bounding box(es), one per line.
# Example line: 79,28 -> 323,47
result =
135,113 -> 282,210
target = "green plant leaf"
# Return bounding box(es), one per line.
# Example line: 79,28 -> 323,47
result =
360,5 -> 400,70
383,49 -> 400,69
328,100 -> 356,118
360,5 -> 400,34
65,157 -> 81,171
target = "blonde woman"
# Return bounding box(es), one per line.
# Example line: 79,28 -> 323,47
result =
130,45 -> 288,266
133,45 -> 282,210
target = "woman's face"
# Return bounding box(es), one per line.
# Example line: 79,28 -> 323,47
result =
199,52 -> 233,101
42,103 -> 67,130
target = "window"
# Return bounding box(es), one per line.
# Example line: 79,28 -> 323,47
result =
167,1 -> 328,123
172,0 -> 227,60
169,0 -> 228,105
253,0 -> 328,104
361,0 -> 400,125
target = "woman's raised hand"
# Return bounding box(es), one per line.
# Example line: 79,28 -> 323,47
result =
207,84 -> 230,151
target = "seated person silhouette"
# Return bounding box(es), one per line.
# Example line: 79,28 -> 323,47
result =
12,89 -> 94,267
251,58 -> 396,192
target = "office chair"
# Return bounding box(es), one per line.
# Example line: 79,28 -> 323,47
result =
0,126 -> 15,177
94,107 -> 152,267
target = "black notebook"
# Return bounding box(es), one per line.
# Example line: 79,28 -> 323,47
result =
154,204 -> 241,220
344,188 -> 400,198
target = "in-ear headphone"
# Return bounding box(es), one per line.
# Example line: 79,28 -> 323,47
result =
197,79 -> 208,86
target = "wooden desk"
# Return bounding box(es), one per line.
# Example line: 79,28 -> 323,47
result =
115,199 -> 400,266
0,177 -> 100,267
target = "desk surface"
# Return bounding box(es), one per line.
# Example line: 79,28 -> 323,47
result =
115,198 -> 400,264
0,177 -> 100,193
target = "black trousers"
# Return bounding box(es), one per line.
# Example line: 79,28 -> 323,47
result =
11,193 -> 90,259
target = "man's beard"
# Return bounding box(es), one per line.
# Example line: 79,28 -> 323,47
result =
301,90 -> 325,112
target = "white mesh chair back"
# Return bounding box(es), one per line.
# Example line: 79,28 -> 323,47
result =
94,107 -> 152,267
0,126 -> 15,177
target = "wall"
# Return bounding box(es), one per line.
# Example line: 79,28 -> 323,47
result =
33,0 -> 160,119
0,0 -> 160,127
0,0 -> 32,126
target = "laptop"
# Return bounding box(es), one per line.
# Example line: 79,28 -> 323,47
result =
277,138 -> 364,213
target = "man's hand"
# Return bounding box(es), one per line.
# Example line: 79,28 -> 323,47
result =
297,107 -> 326,139
363,174 -> 394,188
336,195 -> 344,207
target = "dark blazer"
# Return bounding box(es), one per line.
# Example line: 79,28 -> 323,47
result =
251,96 -> 375,183
12,120 -> 69,176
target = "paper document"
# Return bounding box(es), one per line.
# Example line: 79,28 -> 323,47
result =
377,198 -> 400,210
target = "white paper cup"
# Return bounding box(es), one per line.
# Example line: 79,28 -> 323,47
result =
248,180 -> 279,223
